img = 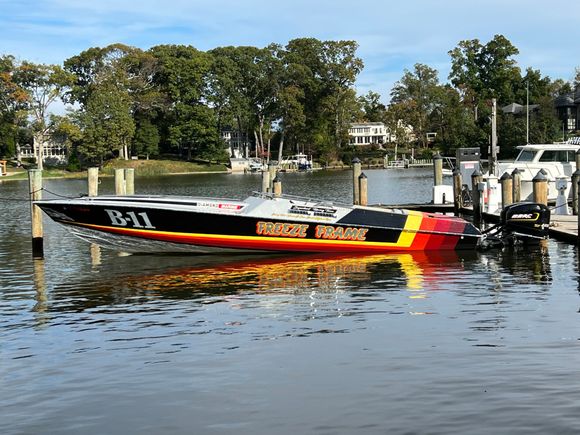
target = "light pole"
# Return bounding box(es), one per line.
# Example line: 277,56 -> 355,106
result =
526,80 -> 530,144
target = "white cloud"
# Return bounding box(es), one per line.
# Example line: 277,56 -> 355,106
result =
1,0 -> 579,98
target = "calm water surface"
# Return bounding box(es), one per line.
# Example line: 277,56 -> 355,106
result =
2,169 -> 580,435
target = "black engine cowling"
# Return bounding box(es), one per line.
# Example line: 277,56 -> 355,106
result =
500,202 -> 551,239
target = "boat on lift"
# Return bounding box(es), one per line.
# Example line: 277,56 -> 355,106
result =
36,192 -> 550,254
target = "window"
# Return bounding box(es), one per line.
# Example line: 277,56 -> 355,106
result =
515,150 -> 536,162
538,150 -> 571,163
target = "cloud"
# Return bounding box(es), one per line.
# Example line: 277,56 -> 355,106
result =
2,0 -> 579,100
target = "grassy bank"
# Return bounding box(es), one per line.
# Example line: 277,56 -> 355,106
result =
1,159 -> 229,181
101,159 -> 228,176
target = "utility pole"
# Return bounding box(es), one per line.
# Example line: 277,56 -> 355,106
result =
526,80 -> 530,144
489,98 -> 498,176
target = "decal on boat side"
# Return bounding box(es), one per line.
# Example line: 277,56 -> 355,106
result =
315,225 -> 368,241
105,209 -> 156,229
256,221 -> 309,238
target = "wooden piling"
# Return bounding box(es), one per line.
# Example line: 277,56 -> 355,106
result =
268,163 -> 277,192
88,167 -> 99,197
572,169 -> 580,216
359,173 -> 368,206
511,168 -> 521,203
273,175 -> 282,197
261,169 -> 270,193
433,153 -> 443,186
115,168 -> 126,195
532,170 -> 548,205
28,169 -> 44,258
352,157 -> 362,205
471,170 -> 482,227
500,172 -> 513,209
124,168 -> 135,195
452,168 -> 462,216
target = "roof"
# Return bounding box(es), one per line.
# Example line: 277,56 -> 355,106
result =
501,103 -> 539,114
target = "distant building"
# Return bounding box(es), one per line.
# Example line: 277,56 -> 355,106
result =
348,122 -> 388,146
554,86 -> 580,135
501,103 -> 540,115
222,128 -> 251,158
503,86 -> 580,138
19,138 -> 67,165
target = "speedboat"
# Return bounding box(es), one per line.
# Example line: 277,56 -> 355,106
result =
36,193 -> 550,254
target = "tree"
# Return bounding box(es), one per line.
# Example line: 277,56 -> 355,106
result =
133,116 -> 159,159
391,63 -> 441,148
358,91 -> 385,122
14,62 -> 72,169
150,44 -> 224,160
77,83 -> 135,164
65,44 -> 163,161
0,55 -> 29,159
448,35 -> 520,120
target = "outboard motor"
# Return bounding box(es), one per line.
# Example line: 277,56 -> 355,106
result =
500,202 -> 551,240
480,202 -> 551,249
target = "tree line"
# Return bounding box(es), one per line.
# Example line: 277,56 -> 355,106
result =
0,35 -> 578,169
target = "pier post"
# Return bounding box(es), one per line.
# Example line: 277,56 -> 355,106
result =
115,168 -> 126,195
268,162 -> 277,191
88,167 -> 99,197
433,153 -> 443,186
124,168 -> 135,195
471,170 -> 482,227
452,168 -> 463,216
359,173 -> 368,206
352,157 -> 362,205
28,169 -> 44,259
500,172 -> 513,210
573,169 -> 580,215
511,168 -> 521,203
261,169 -> 270,193
273,175 -> 282,197
532,170 -> 548,205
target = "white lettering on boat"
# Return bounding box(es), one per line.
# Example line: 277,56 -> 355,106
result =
105,209 -> 156,229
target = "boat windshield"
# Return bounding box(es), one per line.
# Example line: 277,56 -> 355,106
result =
515,149 -> 536,162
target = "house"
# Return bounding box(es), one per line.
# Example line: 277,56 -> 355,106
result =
18,138 -> 67,165
554,86 -> 580,135
222,128 -> 251,158
348,122 -> 388,146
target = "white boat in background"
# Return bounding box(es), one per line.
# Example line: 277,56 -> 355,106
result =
493,140 -> 580,201
280,153 -> 313,171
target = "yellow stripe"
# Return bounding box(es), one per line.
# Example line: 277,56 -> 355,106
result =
75,222 -> 421,249
395,212 -> 423,247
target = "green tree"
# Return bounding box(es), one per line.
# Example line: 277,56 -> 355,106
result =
150,45 -> 224,160
358,91 -> 385,122
391,63 -> 442,148
14,62 -> 73,169
0,55 -> 29,159
77,83 -> 135,164
133,116 -> 160,159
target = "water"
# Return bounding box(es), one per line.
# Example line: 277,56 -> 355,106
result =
2,169 -> 580,435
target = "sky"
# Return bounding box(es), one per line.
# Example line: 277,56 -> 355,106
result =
2,0 -> 579,105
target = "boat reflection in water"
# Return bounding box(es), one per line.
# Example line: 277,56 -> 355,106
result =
45,250 -> 478,311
